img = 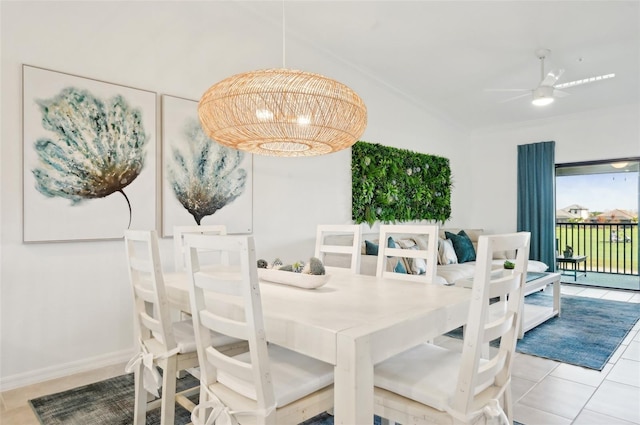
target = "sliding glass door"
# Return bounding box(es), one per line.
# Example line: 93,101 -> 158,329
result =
555,159 -> 639,290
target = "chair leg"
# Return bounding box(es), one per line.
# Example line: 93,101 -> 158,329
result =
161,357 -> 178,425
193,384 -> 208,424
502,383 -> 514,424
133,363 -> 147,425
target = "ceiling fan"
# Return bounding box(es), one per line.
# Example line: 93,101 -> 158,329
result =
487,48 -> 615,106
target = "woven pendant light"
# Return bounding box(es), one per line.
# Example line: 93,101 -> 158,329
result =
198,68 -> 367,157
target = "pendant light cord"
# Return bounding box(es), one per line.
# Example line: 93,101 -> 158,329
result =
282,0 -> 286,68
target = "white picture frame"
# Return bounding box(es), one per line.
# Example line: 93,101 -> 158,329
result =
161,95 -> 253,236
22,65 -> 157,242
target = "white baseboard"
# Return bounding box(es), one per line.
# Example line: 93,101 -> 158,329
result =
0,348 -> 135,391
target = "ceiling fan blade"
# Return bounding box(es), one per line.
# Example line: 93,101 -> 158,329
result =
540,68 -> 565,87
555,73 -> 615,89
498,92 -> 531,103
484,88 -> 530,92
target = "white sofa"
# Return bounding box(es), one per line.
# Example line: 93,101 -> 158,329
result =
323,228 -> 548,285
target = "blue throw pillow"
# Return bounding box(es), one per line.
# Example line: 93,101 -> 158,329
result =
387,237 -> 407,273
365,240 -> 379,256
445,230 -> 476,263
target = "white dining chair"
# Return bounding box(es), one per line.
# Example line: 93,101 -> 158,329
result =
124,229 -> 245,425
373,232 -> 531,425
375,224 -> 439,283
184,233 -> 334,425
173,224 -> 227,272
314,224 -> 362,273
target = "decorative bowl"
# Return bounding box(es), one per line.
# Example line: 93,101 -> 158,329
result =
257,268 -> 330,289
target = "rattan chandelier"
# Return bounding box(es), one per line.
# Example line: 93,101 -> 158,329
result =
198,68 -> 367,157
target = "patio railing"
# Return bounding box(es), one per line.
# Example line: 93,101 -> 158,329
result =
556,223 -> 638,275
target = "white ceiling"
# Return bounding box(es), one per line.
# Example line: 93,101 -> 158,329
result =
242,1 -> 640,131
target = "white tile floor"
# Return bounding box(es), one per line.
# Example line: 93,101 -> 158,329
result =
1,284 -> 639,425
512,285 -> 640,425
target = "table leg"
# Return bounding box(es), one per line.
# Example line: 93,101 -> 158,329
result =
334,333 -> 373,425
553,275 -> 561,317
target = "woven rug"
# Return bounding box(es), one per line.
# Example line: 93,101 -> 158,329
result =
29,372 -> 199,425
29,372 -> 374,425
447,292 -> 640,370
29,370 -> 528,424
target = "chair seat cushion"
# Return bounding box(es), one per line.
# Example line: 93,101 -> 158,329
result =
217,344 -> 333,407
374,343 -> 491,411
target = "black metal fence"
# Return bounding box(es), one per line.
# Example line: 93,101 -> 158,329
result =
556,223 -> 638,275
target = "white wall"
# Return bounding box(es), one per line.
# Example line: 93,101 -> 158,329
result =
0,2 -> 468,388
466,104 -> 640,235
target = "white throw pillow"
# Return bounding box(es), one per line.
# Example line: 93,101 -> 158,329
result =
394,238 -> 422,274
438,238 -> 458,265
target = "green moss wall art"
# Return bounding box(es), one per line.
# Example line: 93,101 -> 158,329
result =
351,141 -> 452,226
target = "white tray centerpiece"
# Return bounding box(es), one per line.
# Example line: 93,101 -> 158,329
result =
257,257 -> 330,289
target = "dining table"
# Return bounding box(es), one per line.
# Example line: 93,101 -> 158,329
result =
163,267 -> 471,425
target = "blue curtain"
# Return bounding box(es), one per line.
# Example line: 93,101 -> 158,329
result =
517,141 -> 556,271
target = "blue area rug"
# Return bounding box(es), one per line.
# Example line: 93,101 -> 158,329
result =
30,372 -> 377,424
447,292 -> 640,370
30,372 -> 198,424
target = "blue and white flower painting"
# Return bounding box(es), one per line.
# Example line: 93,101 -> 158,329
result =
166,119 -> 247,225
161,95 -> 252,235
23,65 -> 157,242
32,87 -> 147,226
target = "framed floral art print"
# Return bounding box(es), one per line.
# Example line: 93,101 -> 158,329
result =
22,65 -> 157,242
161,95 -> 253,237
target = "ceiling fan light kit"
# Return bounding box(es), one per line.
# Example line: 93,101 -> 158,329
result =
532,86 -> 555,106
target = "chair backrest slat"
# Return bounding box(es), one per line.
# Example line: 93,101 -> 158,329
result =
200,309 -> 249,341
139,312 -> 163,335
205,346 -> 254,383
475,351 -> 507,389
488,274 -> 520,299
133,284 -> 156,304
193,271 -> 244,297
129,256 -> 153,273
483,311 -> 515,342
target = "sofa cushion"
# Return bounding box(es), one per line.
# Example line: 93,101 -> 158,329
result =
395,238 -> 427,275
365,240 -> 379,256
361,238 -> 408,274
445,230 -> 476,263
387,237 -> 408,274
436,263 -> 477,284
437,238 -> 458,265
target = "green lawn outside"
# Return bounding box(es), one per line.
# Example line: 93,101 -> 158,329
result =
556,224 -> 639,274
